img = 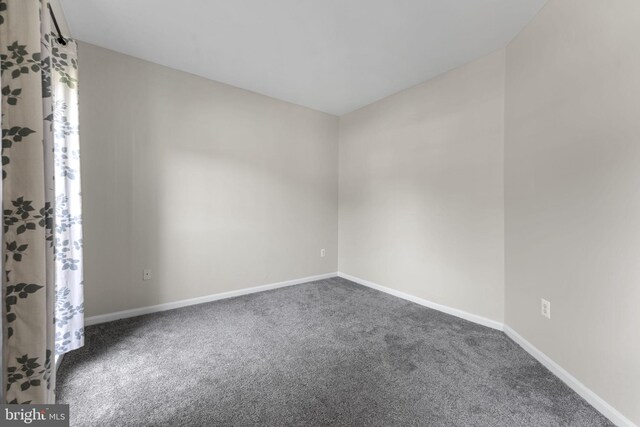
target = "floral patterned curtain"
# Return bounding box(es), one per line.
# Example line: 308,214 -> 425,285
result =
1,0 -> 83,404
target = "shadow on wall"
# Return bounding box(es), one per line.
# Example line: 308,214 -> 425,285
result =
79,42 -> 338,318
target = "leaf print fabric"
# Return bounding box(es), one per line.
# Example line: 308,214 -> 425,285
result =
1,0 -> 83,404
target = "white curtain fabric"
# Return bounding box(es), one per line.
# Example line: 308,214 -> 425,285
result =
1,0 -> 83,404
46,16 -> 84,358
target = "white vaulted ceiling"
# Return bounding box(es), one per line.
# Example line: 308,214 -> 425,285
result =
60,0 -> 547,115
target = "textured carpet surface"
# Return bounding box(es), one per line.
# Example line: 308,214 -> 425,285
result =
57,277 -> 612,426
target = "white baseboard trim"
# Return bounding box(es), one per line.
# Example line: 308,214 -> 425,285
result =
81,269 -> 633,426
337,271 -> 633,426
503,325 -> 636,427
337,272 -> 503,330
85,272 -> 338,326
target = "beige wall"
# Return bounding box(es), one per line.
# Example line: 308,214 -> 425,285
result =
79,2 -> 639,420
338,51 -> 505,323
505,0 -> 640,424
79,42 -> 339,317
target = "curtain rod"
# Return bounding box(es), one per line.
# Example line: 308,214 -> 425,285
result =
47,3 -> 67,46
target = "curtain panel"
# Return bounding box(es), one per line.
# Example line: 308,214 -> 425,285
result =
1,0 -> 83,404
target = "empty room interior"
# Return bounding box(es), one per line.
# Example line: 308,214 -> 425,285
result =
1,0 -> 639,426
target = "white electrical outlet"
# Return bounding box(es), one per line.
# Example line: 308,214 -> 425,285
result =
541,298 -> 551,319
143,269 -> 152,281
320,248 -> 326,257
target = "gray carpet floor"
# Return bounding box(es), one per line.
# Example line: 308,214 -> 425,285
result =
57,277 -> 612,426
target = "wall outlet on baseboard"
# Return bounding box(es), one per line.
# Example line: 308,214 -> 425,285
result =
320,248 -> 325,257
541,298 -> 551,319
143,269 -> 152,281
